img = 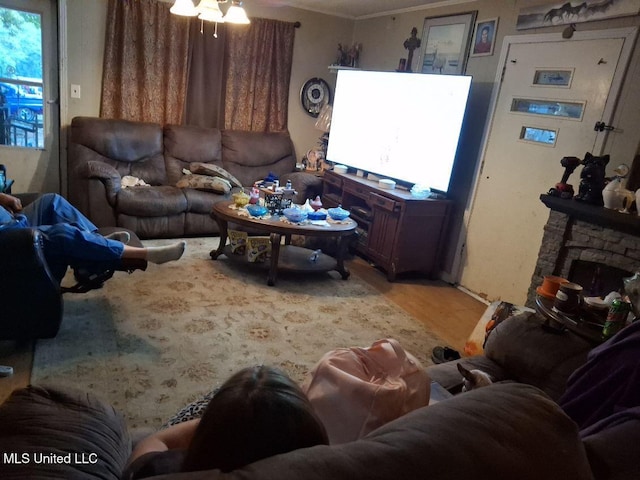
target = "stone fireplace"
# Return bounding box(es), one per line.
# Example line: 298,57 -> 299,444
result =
525,194 -> 640,308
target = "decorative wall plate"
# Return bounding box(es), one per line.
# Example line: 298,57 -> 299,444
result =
300,77 -> 331,117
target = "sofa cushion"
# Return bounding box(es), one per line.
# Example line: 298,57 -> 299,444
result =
118,213 -> 188,239
176,174 -> 232,194
0,384 -> 131,479
70,117 -> 163,163
155,383 -> 592,480
189,162 -> 242,188
164,125 -> 223,186
182,189 -> 226,215
69,117 -> 168,186
117,186 -> 188,217
221,130 -> 296,187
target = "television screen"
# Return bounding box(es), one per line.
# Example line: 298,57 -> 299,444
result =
326,70 -> 472,193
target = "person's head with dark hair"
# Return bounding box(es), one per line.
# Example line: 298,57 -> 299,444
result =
182,365 -> 329,473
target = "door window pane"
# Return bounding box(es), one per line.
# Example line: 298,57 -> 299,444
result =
0,5 -> 44,149
519,126 -> 557,146
510,98 -> 585,120
533,69 -> 573,87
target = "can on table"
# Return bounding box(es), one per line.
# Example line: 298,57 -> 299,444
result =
602,299 -> 631,339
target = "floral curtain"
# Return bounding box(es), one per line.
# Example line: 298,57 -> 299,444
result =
223,18 -> 296,132
101,0 -> 190,124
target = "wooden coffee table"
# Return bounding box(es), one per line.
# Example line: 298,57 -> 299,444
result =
210,201 -> 357,286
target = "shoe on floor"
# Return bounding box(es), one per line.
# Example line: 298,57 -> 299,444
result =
431,346 -> 461,364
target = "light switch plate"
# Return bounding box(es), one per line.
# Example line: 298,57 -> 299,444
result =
71,84 -> 81,99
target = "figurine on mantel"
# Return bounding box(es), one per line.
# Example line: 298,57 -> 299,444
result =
574,152 -> 609,206
602,164 -> 635,211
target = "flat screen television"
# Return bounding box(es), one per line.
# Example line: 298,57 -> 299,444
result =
326,70 -> 472,194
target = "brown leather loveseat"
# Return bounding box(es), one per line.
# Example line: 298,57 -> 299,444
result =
67,116 -> 322,239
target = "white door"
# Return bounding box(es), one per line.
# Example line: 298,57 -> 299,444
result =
0,0 -> 59,193
459,28 -> 637,305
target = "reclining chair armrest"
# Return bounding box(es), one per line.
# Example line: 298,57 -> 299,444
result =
76,161 -> 122,197
483,312 -> 592,400
0,228 -> 63,339
426,356 -> 510,393
0,228 -> 49,270
287,171 -> 323,204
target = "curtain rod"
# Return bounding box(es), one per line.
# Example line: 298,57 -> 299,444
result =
294,21 -> 301,28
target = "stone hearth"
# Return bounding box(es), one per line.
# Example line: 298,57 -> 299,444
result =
526,194 -> 640,308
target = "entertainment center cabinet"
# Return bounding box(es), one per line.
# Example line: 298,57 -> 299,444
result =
321,170 -> 451,281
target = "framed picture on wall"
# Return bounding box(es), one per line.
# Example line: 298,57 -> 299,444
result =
417,11 -> 477,75
516,0 -> 640,30
470,18 -> 498,57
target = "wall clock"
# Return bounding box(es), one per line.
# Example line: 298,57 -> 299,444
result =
300,77 -> 331,118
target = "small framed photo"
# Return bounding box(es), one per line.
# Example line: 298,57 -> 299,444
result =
471,18 -> 498,57
304,149 -> 324,172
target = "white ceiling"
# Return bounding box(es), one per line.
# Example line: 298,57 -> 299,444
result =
248,0 -> 476,20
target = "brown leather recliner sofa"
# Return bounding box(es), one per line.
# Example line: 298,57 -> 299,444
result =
67,116 -> 322,239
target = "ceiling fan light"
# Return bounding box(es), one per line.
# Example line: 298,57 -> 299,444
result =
224,2 -> 250,24
197,0 -> 225,22
170,0 -> 198,16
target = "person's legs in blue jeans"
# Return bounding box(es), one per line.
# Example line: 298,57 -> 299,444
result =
20,193 -> 97,231
39,224 -> 124,282
39,224 -> 187,283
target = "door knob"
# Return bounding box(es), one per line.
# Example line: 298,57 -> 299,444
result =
594,121 -> 614,132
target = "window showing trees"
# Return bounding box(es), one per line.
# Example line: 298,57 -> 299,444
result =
0,5 -> 44,148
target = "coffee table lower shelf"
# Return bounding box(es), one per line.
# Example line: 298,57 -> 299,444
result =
217,244 -> 345,284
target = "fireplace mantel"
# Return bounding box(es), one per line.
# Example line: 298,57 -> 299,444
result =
527,194 -> 640,308
540,194 -> 640,237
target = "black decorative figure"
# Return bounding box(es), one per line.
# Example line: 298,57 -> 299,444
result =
574,152 -> 610,206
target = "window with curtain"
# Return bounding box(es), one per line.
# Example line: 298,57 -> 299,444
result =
222,17 -> 296,132
101,0 -> 296,132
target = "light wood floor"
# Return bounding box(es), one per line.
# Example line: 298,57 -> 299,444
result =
348,257 -> 487,351
0,256 -> 487,404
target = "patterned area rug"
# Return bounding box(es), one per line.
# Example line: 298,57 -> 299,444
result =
32,237 -> 444,429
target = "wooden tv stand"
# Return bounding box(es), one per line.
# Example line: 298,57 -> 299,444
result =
322,170 -> 451,281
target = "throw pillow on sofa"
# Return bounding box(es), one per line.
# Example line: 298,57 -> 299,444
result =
176,174 -> 232,194
189,162 -> 242,188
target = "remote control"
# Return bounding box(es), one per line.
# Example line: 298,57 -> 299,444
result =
0,365 -> 14,377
